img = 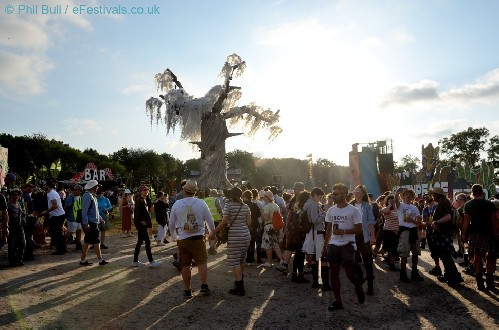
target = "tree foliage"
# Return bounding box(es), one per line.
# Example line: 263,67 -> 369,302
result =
439,127 -> 489,167
394,154 -> 421,173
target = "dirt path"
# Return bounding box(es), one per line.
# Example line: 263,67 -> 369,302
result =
0,235 -> 498,329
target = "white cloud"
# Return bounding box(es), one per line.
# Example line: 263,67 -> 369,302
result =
0,0 -> 91,96
392,26 -> 415,43
380,79 -> 440,108
63,118 -> 103,136
442,69 -> 499,104
412,119 -> 467,139
0,51 -> 53,95
381,69 -> 499,109
122,84 -> 151,96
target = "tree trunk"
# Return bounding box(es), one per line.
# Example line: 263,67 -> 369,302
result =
195,113 -> 232,190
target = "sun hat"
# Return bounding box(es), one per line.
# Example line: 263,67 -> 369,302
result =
264,190 -> 274,201
431,187 -> 446,196
293,182 -> 305,191
84,180 -> 99,190
183,180 -> 198,194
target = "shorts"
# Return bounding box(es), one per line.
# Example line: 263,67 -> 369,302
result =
397,230 -> 421,258
83,223 -> 100,245
469,234 -> 491,258
327,243 -> 356,268
302,230 -> 325,261
178,237 -> 207,268
99,218 -> 111,231
66,221 -> 82,233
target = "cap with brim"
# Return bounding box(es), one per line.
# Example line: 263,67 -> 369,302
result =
124,189 -> 131,194
10,186 -> 22,194
139,185 -> 149,192
73,184 -> 83,191
84,180 -> 99,190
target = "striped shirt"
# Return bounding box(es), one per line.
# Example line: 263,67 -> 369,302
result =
383,209 -> 399,231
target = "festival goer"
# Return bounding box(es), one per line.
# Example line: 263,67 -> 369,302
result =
132,185 -> 161,267
64,184 -> 83,251
462,184 -> 497,291
204,189 -> 222,255
169,180 -> 215,298
381,194 -> 399,271
0,190 -> 8,250
351,185 -> 376,295
243,190 -> 261,266
302,187 -> 329,290
41,180 -> 67,255
209,187 -> 251,295
6,187 -> 26,266
96,188 -> 112,249
154,191 -> 169,245
79,180 -> 108,266
277,182 -> 306,276
323,183 -> 365,311
120,189 -> 134,237
395,188 -> 424,283
422,192 -> 440,276
430,187 -> 463,286
261,190 -> 283,267
453,193 -> 468,259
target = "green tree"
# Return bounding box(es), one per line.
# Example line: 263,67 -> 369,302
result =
394,154 -> 421,172
439,127 -> 489,167
227,150 -> 257,184
487,135 -> 499,161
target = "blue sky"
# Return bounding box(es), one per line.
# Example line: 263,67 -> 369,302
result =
1,0 -> 499,166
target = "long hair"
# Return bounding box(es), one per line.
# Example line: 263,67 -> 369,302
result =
350,184 -> 369,205
296,191 -> 310,210
230,187 -> 243,204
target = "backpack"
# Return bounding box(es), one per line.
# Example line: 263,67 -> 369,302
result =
73,196 -> 83,223
298,209 -> 313,234
272,210 -> 285,231
180,200 -> 199,232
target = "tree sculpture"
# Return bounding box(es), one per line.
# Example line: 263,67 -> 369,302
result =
146,54 -> 282,189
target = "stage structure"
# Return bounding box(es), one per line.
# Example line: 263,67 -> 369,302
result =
349,140 -> 393,198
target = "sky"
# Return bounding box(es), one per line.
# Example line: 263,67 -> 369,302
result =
1,0 -> 499,167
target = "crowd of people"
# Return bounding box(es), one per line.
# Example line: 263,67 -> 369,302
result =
1,172 -> 498,312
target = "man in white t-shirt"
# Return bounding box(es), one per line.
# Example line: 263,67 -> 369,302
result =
169,180 -> 215,299
40,180 -> 67,255
322,183 -> 365,311
395,188 -> 424,283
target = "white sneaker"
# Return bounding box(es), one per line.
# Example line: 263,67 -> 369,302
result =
121,233 -> 127,238
156,241 -> 165,246
149,261 -> 161,267
132,261 -> 146,267
262,262 -> 273,267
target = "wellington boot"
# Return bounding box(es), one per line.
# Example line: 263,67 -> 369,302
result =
321,265 -> 332,291
311,264 -> 320,288
229,280 -> 245,296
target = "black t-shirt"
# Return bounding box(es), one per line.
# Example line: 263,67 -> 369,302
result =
433,198 -> 453,234
245,200 -> 261,229
464,199 -> 496,236
0,193 -> 7,212
154,200 -> 169,226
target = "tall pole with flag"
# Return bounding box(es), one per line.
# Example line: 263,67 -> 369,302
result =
307,154 -> 313,187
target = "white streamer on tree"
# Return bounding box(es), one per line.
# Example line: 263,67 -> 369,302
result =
146,54 -> 282,190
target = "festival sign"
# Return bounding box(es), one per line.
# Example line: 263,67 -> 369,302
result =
70,162 -> 114,184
